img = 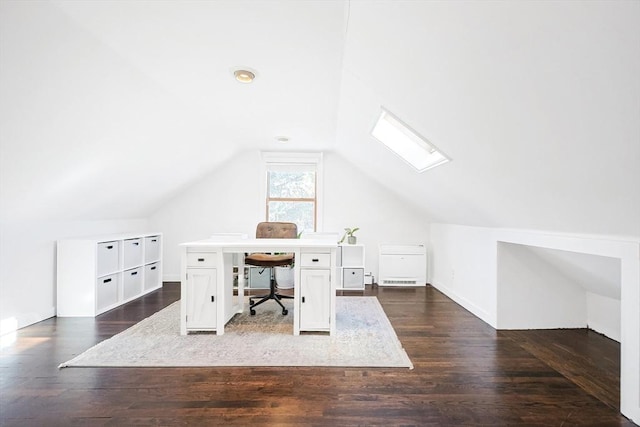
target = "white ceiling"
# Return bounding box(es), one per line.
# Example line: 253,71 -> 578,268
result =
1,0 -> 639,237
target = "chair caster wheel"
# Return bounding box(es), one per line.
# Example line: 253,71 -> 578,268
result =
282,309 -> 288,315
250,309 -> 256,315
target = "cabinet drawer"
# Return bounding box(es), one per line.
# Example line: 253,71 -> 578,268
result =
97,241 -> 120,276
300,253 -> 330,268
96,273 -> 119,311
186,252 -> 217,268
343,268 -> 364,289
123,238 -> 143,269
144,236 -> 161,263
144,262 -> 160,291
123,267 -> 143,300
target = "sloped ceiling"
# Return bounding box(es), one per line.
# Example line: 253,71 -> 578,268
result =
1,1 -> 638,237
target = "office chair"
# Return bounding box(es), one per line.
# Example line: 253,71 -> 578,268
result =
245,222 -> 297,315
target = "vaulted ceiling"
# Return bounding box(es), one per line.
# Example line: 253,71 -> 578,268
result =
1,0 -> 638,237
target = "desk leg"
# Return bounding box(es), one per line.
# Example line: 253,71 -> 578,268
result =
216,251 -> 226,335
237,253 -> 245,314
293,249 -> 301,335
180,248 -> 188,336
330,247 -> 337,336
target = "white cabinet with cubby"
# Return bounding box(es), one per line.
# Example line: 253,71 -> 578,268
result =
337,244 -> 365,290
57,232 -> 163,317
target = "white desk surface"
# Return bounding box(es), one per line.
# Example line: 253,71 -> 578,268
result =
181,238 -> 338,249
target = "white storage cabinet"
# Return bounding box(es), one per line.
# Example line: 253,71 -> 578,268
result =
298,250 -> 332,332
180,247 -> 236,335
337,244 -> 365,290
184,249 -> 218,332
379,244 -> 427,286
57,233 -> 163,317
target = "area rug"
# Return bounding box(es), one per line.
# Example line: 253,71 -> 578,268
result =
59,297 -> 413,369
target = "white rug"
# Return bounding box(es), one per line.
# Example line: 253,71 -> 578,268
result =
59,296 -> 413,369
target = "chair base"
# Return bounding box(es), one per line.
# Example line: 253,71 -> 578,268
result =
249,276 -> 293,316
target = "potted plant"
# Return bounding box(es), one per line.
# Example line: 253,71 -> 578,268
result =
339,227 -> 359,245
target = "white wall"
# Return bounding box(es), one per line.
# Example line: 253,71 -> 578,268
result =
0,0 -> 244,223
338,1 -> 640,238
497,242 -> 587,330
430,222 -> 640,423
323,152 -> 430,281
149,150 -> 430,281
496,242 -> 622,341
587,292 -> 621,343
0,218 -> 149,333
429,224 -> 497,325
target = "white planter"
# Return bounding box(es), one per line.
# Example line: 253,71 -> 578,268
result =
275,267 -> 295,289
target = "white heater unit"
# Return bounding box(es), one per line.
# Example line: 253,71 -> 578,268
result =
379,244 -> 427,286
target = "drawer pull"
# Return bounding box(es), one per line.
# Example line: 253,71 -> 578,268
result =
351,271 -> 356,275
312,258 -> 319,262
150,266 -> 157,270
131,271 -> 138,276
106,245 -> 113,249
198,258 -> 205,262
133,242 -> 140,246
103,278 -> 112,283
151,239 -> 157,242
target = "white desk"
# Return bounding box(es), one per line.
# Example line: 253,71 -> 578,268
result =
179,237 -> 338,336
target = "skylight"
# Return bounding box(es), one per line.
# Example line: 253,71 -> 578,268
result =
371,109 -> 450,173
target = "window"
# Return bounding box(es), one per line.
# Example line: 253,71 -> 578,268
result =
371,108 -> 450,172
262,152 -> 323,234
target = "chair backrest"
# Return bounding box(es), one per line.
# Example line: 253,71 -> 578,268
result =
255,222 -> 298,239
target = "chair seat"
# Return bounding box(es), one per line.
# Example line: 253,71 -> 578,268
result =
245,253 -> 294,267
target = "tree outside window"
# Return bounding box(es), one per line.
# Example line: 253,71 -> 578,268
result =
266,168 -> 316,234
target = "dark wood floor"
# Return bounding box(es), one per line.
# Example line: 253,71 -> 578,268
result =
1,283 -> 634,426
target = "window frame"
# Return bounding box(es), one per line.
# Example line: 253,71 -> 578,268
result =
260,152 -> 324,233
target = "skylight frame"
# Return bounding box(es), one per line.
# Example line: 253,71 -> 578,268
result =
371,108 -> 451,173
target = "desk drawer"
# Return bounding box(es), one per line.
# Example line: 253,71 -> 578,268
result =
300,253 -> 330,268
186,252 -> 217,268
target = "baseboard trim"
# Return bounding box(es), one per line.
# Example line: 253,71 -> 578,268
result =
430,281 -> 496,328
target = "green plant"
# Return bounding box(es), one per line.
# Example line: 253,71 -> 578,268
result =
339,227 -> 359,244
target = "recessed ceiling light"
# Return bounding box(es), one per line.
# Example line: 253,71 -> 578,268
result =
275,136 -> 290,144
234,69 -> 255,83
